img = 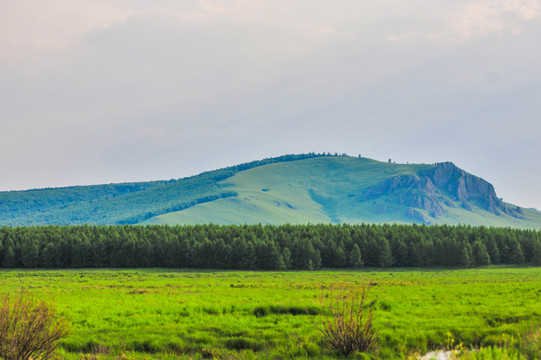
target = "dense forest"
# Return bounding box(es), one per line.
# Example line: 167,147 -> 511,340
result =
0,224 -> 539,269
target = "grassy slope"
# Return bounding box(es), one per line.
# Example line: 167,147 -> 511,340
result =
0,154 -> 325,226
145,157 -> 541,228
145,157 -> 395,225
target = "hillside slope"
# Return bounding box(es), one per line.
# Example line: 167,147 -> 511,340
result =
0,154 -> 327,225
144,157 -> 541,228
1,154 -> 540,228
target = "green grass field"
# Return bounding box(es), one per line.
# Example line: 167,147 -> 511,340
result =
1,267 -> 541,359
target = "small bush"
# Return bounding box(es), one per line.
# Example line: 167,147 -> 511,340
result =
0,292 -> 70,360
315,284 -> 377,356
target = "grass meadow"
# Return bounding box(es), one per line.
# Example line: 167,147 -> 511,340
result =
1,267 -> 541,359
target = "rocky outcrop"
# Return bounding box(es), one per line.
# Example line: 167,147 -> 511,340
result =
426,162 -> 499,212
423,162 -> 524,217
362,175 -> 439,200
361,175 -> 444,218
360,162 -> 524,220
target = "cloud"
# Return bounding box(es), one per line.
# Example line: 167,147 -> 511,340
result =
0,1 -> 128,58
449,0 -> 541,39
388,0 -> 541,43
0,1 -> 223,61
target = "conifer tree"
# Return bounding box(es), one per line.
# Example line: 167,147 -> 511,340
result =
377,238 -> 394,268
459,243 -> 473,268
531,239 -> 541,266
485,236 -> 501,264
311,249 -> 322,270
348,244 -> 363,268
241,242 -> 256,269
509,238 -> 525,265
4,246 -> 16,268
334,246 -> 348,268
392,238 -> 408,267
282,247 -> 292,270
472,240 -> 491,266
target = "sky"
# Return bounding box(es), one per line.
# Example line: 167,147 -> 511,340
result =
1,0 -> 540,209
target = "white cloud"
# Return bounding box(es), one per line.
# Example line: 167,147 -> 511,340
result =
0,1 -> 129,57
0,0 -> 391,61
449,0 -> 541,40
388,0 -> 541,43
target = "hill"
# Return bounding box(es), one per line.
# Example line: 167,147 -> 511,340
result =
1,154 -> 540,228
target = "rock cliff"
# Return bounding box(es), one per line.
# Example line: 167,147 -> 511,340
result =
360,162 -> 523,221
425,162 -> 499,213
361,174 -> 444,218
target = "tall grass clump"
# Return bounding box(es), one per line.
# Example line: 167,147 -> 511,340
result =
518,321 -> 541,360
458,321 -> 541,360
315,283 -> 377,356
0,292 -> 69,360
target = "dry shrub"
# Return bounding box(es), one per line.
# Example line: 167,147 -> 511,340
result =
315,283 -> 377,356
0,292 -> 69,360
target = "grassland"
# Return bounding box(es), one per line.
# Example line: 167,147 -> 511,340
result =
1,267 -> 541,359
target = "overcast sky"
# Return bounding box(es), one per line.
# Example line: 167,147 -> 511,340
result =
1,0 -> 540,209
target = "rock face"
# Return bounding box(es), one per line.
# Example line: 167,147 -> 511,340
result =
425,162 -> 500,213
361,175 -> 444,218
360,162 -> 523,221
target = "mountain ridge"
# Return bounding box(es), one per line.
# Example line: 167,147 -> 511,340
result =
1,154 -> 540,228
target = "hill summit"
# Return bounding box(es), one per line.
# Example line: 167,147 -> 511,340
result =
1,154 -> 540,228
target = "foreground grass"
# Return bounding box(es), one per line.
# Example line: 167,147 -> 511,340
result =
1,267 -> 540,359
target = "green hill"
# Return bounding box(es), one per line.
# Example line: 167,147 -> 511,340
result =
1,154 -> 540,228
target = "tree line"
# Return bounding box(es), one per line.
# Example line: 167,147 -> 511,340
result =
0,224 -> 539,269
